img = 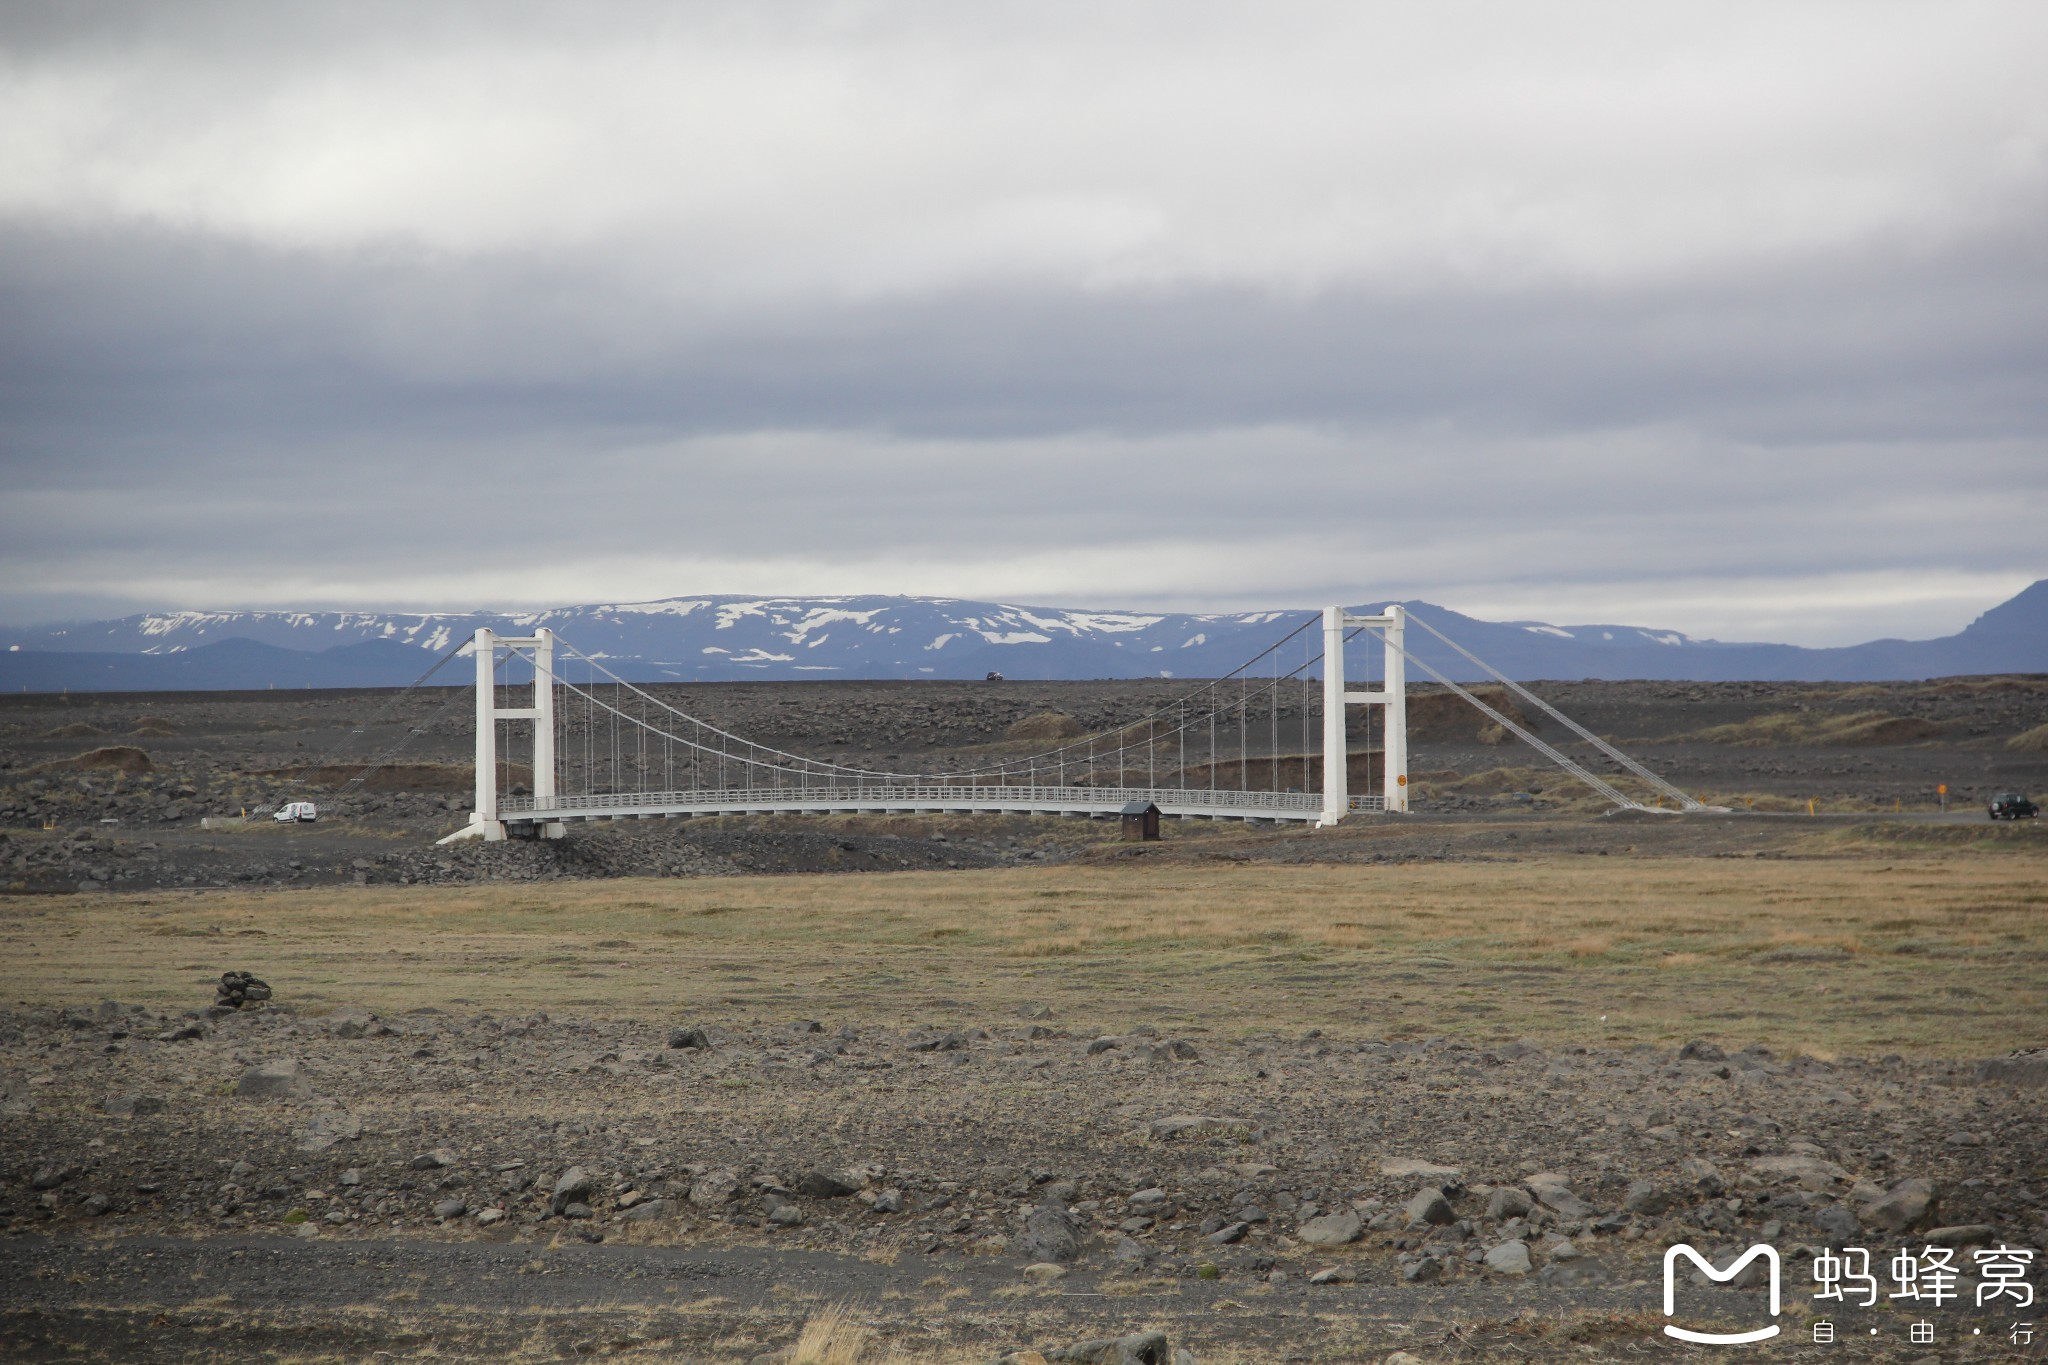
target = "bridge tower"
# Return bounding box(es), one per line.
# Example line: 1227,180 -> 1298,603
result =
460,627 -> 557,842
1321,604 -> 1409,825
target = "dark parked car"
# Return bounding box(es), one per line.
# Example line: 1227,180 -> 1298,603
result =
1988,792 -> 2039,820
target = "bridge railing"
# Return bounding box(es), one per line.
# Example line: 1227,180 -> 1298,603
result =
499,784 -> 1344,816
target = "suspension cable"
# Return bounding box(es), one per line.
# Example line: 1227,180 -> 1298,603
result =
1357,622 -> 1651,811
551,619 -> 1324,786
1404,611 -> 1706,810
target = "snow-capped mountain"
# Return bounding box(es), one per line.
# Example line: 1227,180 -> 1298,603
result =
6,597 -> 1315,683
2,584 -> 2043,691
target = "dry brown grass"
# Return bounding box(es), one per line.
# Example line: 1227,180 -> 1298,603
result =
1679,710 -> 1943,747
1005,711 -> 1085,741
9,844 -> 2045,1055
788,1302 -> 871,1365
779,1301 -> 988,1364
29,744 -> 154,774
1410,766 -> 1683,813
1928,676 -> 2048,695
1688,790 -> 1964,814
2007,721 -> 2048,752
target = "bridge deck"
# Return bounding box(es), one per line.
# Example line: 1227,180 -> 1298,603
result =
498,784 -> 1367,828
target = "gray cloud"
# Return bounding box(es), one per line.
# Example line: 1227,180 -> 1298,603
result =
1,3 -> 2043,645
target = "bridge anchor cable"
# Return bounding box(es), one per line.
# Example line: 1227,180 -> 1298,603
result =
1404,612 -> 1708,811
1359,617 -> 1708,814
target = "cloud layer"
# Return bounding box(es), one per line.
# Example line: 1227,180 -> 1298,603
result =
3,2 -> 2044,644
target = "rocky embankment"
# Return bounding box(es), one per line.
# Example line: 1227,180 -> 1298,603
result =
0,816 -> 1094,893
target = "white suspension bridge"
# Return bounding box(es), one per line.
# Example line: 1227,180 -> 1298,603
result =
405,605 -> 1709,844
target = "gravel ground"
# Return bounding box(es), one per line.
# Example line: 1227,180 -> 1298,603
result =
2,995 -> 2044,1361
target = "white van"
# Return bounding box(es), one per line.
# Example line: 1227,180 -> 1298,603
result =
273,801 -> 319,823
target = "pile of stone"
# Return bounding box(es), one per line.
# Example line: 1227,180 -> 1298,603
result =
214,971 -> 272,1009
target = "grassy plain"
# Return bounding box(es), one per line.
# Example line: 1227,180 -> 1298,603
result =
9,849 -> 2044,1056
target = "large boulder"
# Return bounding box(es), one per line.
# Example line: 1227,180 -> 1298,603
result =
1297,1210 -> 1365,1245
1526,1174 -> 1596,1221
1621,1179 -> 1675,1216
1017,1205 -> 1080,1263
551,1166 -> 595,1216
796,1170 -> 859,1198
1812,1202 -> 1860,1247
1678,1156 -> 1726,1198
688,1169 -> 740,1207
1863,1178 -> 1937,1233
1486,1186 -> 1535,1219
1484,1240 -> 1533,1275
1404,1188 -> 1456,1227
1047,1333 -> 1170,1364
621,1198 -> 676,1222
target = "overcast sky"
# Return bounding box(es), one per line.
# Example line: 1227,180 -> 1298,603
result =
2,1 -> 2043,645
